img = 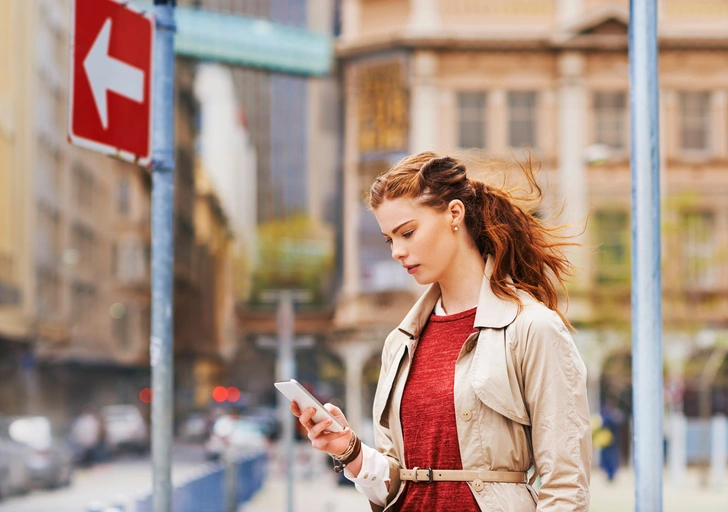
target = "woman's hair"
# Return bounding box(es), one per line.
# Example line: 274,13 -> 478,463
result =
366,151 -> 576,329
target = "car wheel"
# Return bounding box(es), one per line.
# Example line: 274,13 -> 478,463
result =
64,470 -> 73,487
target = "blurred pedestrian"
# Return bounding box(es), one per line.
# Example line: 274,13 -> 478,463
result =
289,152 -> 591,511
71,407 -> 103,466
598,399 -> 624,482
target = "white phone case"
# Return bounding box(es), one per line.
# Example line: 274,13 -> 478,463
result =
274,379 -> 345,433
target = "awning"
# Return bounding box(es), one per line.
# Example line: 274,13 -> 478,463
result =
132,3 -> 333,76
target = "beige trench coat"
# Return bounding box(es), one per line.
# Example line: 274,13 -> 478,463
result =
370,258 -> 591,511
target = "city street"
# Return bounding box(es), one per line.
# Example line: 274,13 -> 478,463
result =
2,437 -> 727,512
0,443 -> 211,512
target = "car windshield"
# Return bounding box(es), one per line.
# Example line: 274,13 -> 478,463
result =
103,407 -> 139,421
233,421 -> 261,434
213,416 -> 261,437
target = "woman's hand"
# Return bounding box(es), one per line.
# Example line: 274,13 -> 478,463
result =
290,401 -> 352,456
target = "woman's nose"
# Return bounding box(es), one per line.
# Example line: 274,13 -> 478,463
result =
391,243 -> 406,261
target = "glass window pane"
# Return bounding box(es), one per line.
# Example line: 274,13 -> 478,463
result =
680,92 -> 711,152
508,91 -> 537,148
593,91 -> 626,151
457,92 -> 486,149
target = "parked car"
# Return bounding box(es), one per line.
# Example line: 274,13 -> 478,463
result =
204,414 -> 267,461
100,405 -> 149,454
0,433 -> 33,497
1,416 -> 73,489
242,407 -> 281,441
0,457 -> 8,501
179,411 -> 210,443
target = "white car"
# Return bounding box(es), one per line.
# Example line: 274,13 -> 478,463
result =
100,405 -> 149,454
1,416 -> 72,489
204,415 -> 267,461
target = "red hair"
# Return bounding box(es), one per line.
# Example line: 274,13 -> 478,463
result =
366,151 -> 576,329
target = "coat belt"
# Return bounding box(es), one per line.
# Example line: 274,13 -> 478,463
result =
399,467 -> 528,484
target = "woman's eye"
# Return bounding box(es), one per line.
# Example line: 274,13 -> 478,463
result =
385,238 -> 393,245
403,231 -> 414,239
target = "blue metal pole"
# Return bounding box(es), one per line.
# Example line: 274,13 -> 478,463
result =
150,2 -> 176,512
276,291 -> 296,512
629,1 -> 663,511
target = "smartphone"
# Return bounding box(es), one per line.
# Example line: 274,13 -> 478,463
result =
274,379 -> 346,433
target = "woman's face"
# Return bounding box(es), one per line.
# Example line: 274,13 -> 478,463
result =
374,197 -> 458,285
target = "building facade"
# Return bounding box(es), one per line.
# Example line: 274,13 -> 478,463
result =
333,0 -> 728,434
0,0 -> 241,429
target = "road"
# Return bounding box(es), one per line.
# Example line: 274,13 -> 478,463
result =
0,442 -> 211,512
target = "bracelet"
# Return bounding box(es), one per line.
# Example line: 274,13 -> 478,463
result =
331,431 -> 357,461
330,432 -> 362,473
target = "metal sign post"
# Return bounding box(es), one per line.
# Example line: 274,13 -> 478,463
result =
277,291 -> 296,512
260,289 -> 311,512
629,0 -> 663,510
150,2 -> 176,512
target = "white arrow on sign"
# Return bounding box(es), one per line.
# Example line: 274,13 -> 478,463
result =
83,18 -> 145,129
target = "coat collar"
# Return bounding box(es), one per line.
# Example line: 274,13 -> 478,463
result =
397,255 -> 520,339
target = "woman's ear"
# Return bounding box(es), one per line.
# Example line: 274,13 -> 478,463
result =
448,199 -> 465,227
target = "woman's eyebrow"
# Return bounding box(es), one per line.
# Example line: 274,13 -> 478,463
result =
382,219 -> 415,236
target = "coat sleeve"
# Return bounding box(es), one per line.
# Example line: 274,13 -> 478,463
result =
520,310 -> 591,511
368,337 -> 404,512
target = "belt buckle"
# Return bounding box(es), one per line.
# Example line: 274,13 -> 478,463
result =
412,467 -> 433,484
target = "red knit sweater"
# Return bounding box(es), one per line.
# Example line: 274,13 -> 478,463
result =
395,307 -> 480,512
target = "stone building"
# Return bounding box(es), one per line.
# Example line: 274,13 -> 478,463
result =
333,0 -> 728,435
0,0 -> 239,428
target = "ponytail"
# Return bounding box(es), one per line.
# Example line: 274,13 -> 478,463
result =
469,177 -> 574,330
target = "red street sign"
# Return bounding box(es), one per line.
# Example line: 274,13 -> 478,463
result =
68,0 -> 155,166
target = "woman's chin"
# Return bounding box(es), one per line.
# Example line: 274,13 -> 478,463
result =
412,272 -> 435,286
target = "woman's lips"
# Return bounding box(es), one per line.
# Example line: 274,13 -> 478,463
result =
407,265 -> 420,275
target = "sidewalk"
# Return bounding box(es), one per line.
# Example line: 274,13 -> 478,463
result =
590,465 -> 728,512
241,442 -> 368,512
243,442 -> 728,511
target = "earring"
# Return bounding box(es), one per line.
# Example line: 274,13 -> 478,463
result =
454,226 -> 459,231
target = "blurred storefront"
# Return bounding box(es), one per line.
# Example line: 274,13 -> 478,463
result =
333,0 -> 728,435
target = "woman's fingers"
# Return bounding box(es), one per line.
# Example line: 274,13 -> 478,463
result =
310,428 -> 351,449
307,417 -> 334,439
296,407 -> 317,431
290,401 -> 302,417
323,403 -> 350,428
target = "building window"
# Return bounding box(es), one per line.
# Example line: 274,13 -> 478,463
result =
71,223 -> 95,268
508,91 -> 537,148
71,280 -> 97,328
357,59 -> 409,156
117,177 -> 130,216
457,92 -> 486,149
36,267 -> 60,317
593,91 -> 627,152
113,305 -> 131,349
593,210 -> 630,284
114,238 -> 147,283
73,165 -> 94,212
680,91 -> 711,153
682,211 -> 716,290
36,204 -> 60,268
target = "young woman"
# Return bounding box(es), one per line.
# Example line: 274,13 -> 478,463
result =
291,152 -> 592,511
